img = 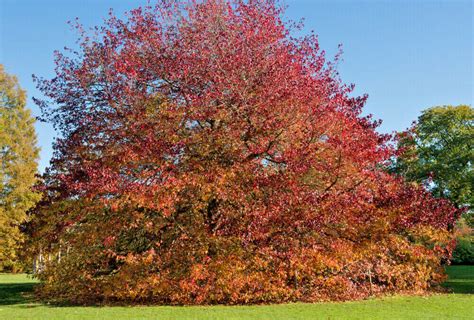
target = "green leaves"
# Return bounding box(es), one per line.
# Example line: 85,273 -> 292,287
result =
393,105 -> 473,221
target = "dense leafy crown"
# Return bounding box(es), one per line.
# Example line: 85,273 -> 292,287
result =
30,0 -> 459,304
393,105 -> 473,212
0,64 -> 40,272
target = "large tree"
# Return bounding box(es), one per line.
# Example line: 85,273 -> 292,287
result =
0,65 -> 40,272
30,0 -> 459,304
392,105 -> 473,221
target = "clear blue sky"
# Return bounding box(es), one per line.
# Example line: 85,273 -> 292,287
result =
1,0 -> 472,172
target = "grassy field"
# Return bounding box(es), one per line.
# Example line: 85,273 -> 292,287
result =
0,266 -> 472,320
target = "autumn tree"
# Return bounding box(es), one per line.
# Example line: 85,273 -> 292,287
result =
0,65 -> 40,272
30,0 -> 460,304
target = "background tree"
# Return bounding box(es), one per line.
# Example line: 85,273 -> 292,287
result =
392,105 -> 473,224
0,64 -> 40,272
30,0 -> 459,304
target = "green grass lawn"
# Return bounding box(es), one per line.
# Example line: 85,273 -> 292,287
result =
0,266 -> 472,320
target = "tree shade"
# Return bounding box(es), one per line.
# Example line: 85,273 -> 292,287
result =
29,0 -> 460,304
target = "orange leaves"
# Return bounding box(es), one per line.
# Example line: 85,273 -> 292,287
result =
28,0 -> 461,305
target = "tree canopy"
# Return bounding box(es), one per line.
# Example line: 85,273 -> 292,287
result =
30,0 -> 460,304
0,64 -> 40,272
392,105 -> 473,222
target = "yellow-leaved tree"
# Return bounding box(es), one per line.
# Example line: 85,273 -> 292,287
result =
0,64 -> 40,272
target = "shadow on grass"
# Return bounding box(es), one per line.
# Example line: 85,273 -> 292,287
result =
442,281 -> 474,294
442,265 -> 474,294
0,282 -> 36,305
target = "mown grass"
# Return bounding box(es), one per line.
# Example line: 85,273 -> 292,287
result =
443,265 -> 474,294
0,266 -> 472,319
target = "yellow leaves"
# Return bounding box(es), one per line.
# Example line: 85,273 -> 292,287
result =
409,225 -> 454,247
0,65 -> 40,271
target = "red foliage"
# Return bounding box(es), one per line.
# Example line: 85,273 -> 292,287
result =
30,0 -> 460,304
